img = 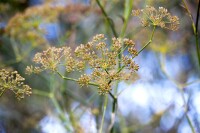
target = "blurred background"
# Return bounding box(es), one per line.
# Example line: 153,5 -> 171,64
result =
0,0 -> 200,133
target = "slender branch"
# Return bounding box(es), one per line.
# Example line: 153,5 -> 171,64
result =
56,70 -> 99,87
117,0 -> 133,81
183,79 -> 200,87
160,54 -> 196,133
100,95 -> 108,133
186,114 -> 196,133
33,89 -> 72,131
195,0 -> 200,68
120,0 -> 134,38
108,91 -> 118,133
32,89 -> 51,97
96,0 -> 118,37
182,0 -> 200,67
51,96 -> 72,131
117,45 -> 128,57
56,71 -> 77,82
195,0 -> 200,32
117,65 -> 125,73
138,25 -> 156,54
109,91 -> 115,100
182,0 -> 195,22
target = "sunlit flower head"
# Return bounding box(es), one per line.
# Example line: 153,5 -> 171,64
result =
132,6 -> 180,31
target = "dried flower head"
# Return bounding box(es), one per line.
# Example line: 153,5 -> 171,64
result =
0,69 -> 32,100
27,34 -> 139,95
77,74 -> 91,87
5,4 -> 64,46
132,6 -> 180,31
33,47 -> 71,71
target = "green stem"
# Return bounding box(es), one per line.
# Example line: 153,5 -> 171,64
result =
56,71 -> 77,82
195,0 -> 200,68
186,114 -> 196,133
120,0 -> 134,38
51,96 -> 72,131
109,91 -> 115,100
138,25 -> 156,54
33,89 -> 72,131
108,91 -> 118,133
56,70 -> 99,87
182,0 -> 200,68
96,0 -> 118,37
160,54 -> 196,133
32,89 -> 51,97
117,0 -> 134,69
100,95 -> 108,133
115,0 -> 133,100
117,45 -> 128,57
179,88 -> 196,133
117,65 -> 125,73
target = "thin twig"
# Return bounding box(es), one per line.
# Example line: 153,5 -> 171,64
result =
120,0 -> 133,38
138,25 -> 156,54
56,70 -> 99,87
32,89 -> 51,97
96,0 -> 118,37
159,54 -> 196,133
182,0 -> 200,67
100,95 -> 108,133
51,96 -> 72,131
195,0 -> 200,68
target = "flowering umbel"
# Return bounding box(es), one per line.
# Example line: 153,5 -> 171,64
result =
0,69 -> 32,100
27,34 -> 139,94
132,6 -> 180,31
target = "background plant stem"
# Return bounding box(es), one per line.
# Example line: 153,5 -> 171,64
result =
99,95 -> 108,133
159,54 -> 196,133
182,0 -> 200,68
96,0 -> 118,37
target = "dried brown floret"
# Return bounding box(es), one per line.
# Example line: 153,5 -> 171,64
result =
128,47 -> 138,56
0,69 -> 32,100
132,9 -> 141,16
78,74 -> 91,87
92,34 -> 105,42
123,38 -> 135,46
25,66 -> 42,75
98,82 -> 111,95
112,38 -> 122,51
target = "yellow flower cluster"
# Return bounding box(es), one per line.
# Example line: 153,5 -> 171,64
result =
27,34 -> 139,94
132,6 -> 180,31
5,4 -> 64,46
0,69 -> 32,100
